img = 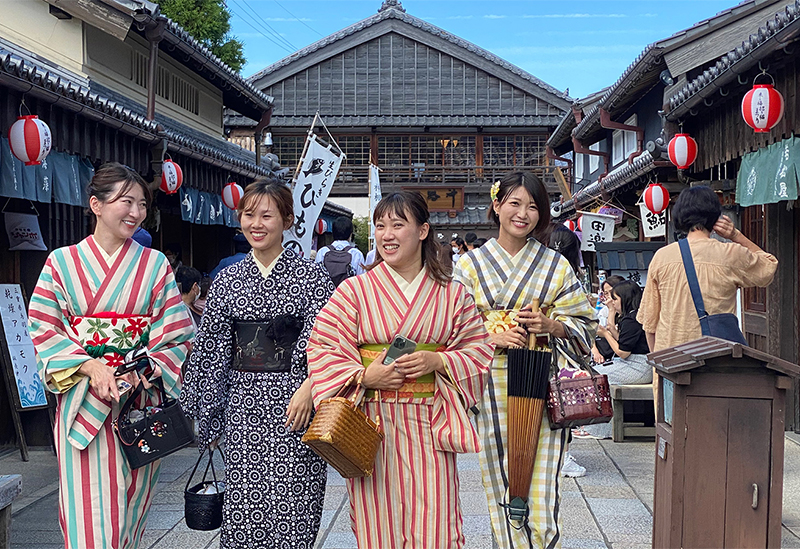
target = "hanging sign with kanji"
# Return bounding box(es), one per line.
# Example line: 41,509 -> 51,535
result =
639,202 -> 667,238
0,284 -> 47,409
578,211 -> 616,252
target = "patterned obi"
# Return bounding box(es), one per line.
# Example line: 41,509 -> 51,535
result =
69,313 -> 151,367
359,343 -> 444,400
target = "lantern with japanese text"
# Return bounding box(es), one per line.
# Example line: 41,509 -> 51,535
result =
563,219 -> 576,232
9,115 -> 51,166
643,183 -> 670,215
222,182 -> 243,210
668,133 -> 697,170
742,81 -> 784,133
160,159 -> 183,194
315,219 -> 328,235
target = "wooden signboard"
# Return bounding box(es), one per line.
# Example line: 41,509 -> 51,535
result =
405,187 -> 464,212
0,284 -> 53,460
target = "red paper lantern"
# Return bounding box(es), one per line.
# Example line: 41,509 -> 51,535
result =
742,84 -> 784,133
563,219 -> 576,232
643,183 -> 670,215
8,115 -> 51,166
667,133 -> 697,170
222,182 -> 243,210
576,215 -> 584,232
315,219 -> 328,235
160,160 -> 183,194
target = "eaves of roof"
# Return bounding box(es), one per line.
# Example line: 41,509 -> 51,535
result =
132,14 -> 275,119
666,0 -> 800,121
430,205 -> 494,227
554,151 -> 657,220
247,5 -> 571,109
267,115 -> 565,128
546,87 -> 610,151
0,44 -> 273,179
571,46 -> 664,144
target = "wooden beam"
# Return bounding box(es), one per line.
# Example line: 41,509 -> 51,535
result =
553,167 -> 572,199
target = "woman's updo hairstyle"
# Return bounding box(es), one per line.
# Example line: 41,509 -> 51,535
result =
86,163 -> 152,216
487,170 -> 551,239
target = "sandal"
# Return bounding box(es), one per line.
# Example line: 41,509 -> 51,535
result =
572,428 -> 601,439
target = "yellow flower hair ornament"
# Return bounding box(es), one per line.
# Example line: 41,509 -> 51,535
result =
490,180 -> 501,202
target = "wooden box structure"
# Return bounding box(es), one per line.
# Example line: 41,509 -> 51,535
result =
649,337 -> 800,548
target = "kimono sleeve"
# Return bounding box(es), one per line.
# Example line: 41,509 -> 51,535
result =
452,254 -> 477,295
307,279 -> 365,407
180,273 -> 233,448
298,263 -> 335,370
28,250 -> 91,393
549,258 -> 597,361
146,255 -> 193,399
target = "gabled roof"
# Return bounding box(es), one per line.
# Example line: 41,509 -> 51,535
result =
248,0 -> 570,111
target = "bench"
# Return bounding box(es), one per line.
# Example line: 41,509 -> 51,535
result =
0,475 -> 22,548
611,384 -> 655,442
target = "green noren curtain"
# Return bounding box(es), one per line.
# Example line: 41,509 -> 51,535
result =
737,135 -> 800,207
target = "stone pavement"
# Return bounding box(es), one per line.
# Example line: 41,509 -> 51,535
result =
4,435 -> 800,548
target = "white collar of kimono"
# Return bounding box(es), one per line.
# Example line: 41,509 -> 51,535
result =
95,240 -> 124,264
253,250 -> 284,279
384,263 -> 426,300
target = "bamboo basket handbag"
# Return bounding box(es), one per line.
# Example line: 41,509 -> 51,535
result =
302,374 -> 384,478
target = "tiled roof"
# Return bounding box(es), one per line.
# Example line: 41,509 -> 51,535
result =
430,205 -> 493,227
265,115 -> 565,128
247,3 -> 570,105
666,0 -> 800,121
554,151 -> 656,220
595,242 -> 664,271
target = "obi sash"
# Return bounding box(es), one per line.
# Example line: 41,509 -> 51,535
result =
359,342 -> 444,399
62,313 -> 151,449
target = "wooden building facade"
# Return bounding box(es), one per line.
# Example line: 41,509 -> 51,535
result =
234,0 -> 571,231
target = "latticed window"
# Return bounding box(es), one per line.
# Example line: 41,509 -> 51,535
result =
335,136 -> 370,166
443,136 -> 475,166
484,136 -> 515,166
378,136 -> 410,166
411,136 -> 440,167
272,136 -> 305,171
515,135 -> 546,166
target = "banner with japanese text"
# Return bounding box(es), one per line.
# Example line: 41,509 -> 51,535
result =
579,211 -> 616,252
638,202 -> 666,238
368,164 -> 381,244
283,134 -> 344,257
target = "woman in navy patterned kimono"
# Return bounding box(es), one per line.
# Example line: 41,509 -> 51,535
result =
181,178 -> 335,549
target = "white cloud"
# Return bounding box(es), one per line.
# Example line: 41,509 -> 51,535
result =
483,14 -> 507,19
521,13 -> 627,19
447,15 -> 474,20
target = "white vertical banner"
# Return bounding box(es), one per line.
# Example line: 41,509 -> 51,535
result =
638,202 -> 667,238
578,211 -> 617,252
283,133 -> 344,257
368,163 -> 382,244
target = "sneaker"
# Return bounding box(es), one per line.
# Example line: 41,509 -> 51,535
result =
562,453 -> 586,478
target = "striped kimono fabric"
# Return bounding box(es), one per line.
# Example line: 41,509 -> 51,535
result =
453,238 -> 597,549
29,236 -> 193,549
307,262 -> 493,549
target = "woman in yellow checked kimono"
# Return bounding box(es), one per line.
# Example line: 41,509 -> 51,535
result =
453,171 -> 596,549
307,191 -> 493,548
29,163 -> 193,549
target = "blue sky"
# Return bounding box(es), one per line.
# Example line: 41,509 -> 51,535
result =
228,0 -> 740,98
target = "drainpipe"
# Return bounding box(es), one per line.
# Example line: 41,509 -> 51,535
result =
599,108 -> 644,165
571,134 -> 610,181
144,18 -> 166,121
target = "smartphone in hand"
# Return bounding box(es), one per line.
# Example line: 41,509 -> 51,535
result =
116,378 -> 133,395
382,335 -> 417,365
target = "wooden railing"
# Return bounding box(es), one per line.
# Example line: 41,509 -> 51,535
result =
331,164 -> 561,195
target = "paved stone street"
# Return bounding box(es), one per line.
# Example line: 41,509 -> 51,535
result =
4,435 -> 800,548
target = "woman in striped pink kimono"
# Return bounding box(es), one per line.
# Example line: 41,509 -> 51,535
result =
28,163 -> 193,549
307,192 -> 493,549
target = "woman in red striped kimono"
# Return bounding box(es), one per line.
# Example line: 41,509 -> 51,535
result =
307,191 -> 494,548
28,163 -> 193,549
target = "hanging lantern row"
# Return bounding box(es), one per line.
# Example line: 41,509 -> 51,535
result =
643,183 -> 670,215
742,78 -> 784,133
315,219 -> 328,235
160,159 -> 183,194
222,182 -> 243,210
668,133 -> 697,170
9,115 -> 52,166
563,219 -> 576,232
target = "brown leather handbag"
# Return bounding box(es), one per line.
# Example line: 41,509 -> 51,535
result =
302,374 -> 384,478
546,343 -> 613,430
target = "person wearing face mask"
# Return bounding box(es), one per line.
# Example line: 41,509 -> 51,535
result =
180,178 -> 335,549
28,163 -> 193,549
175,266 -> 203,334
307,192 -> 493,548
453,172 -> 596,549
